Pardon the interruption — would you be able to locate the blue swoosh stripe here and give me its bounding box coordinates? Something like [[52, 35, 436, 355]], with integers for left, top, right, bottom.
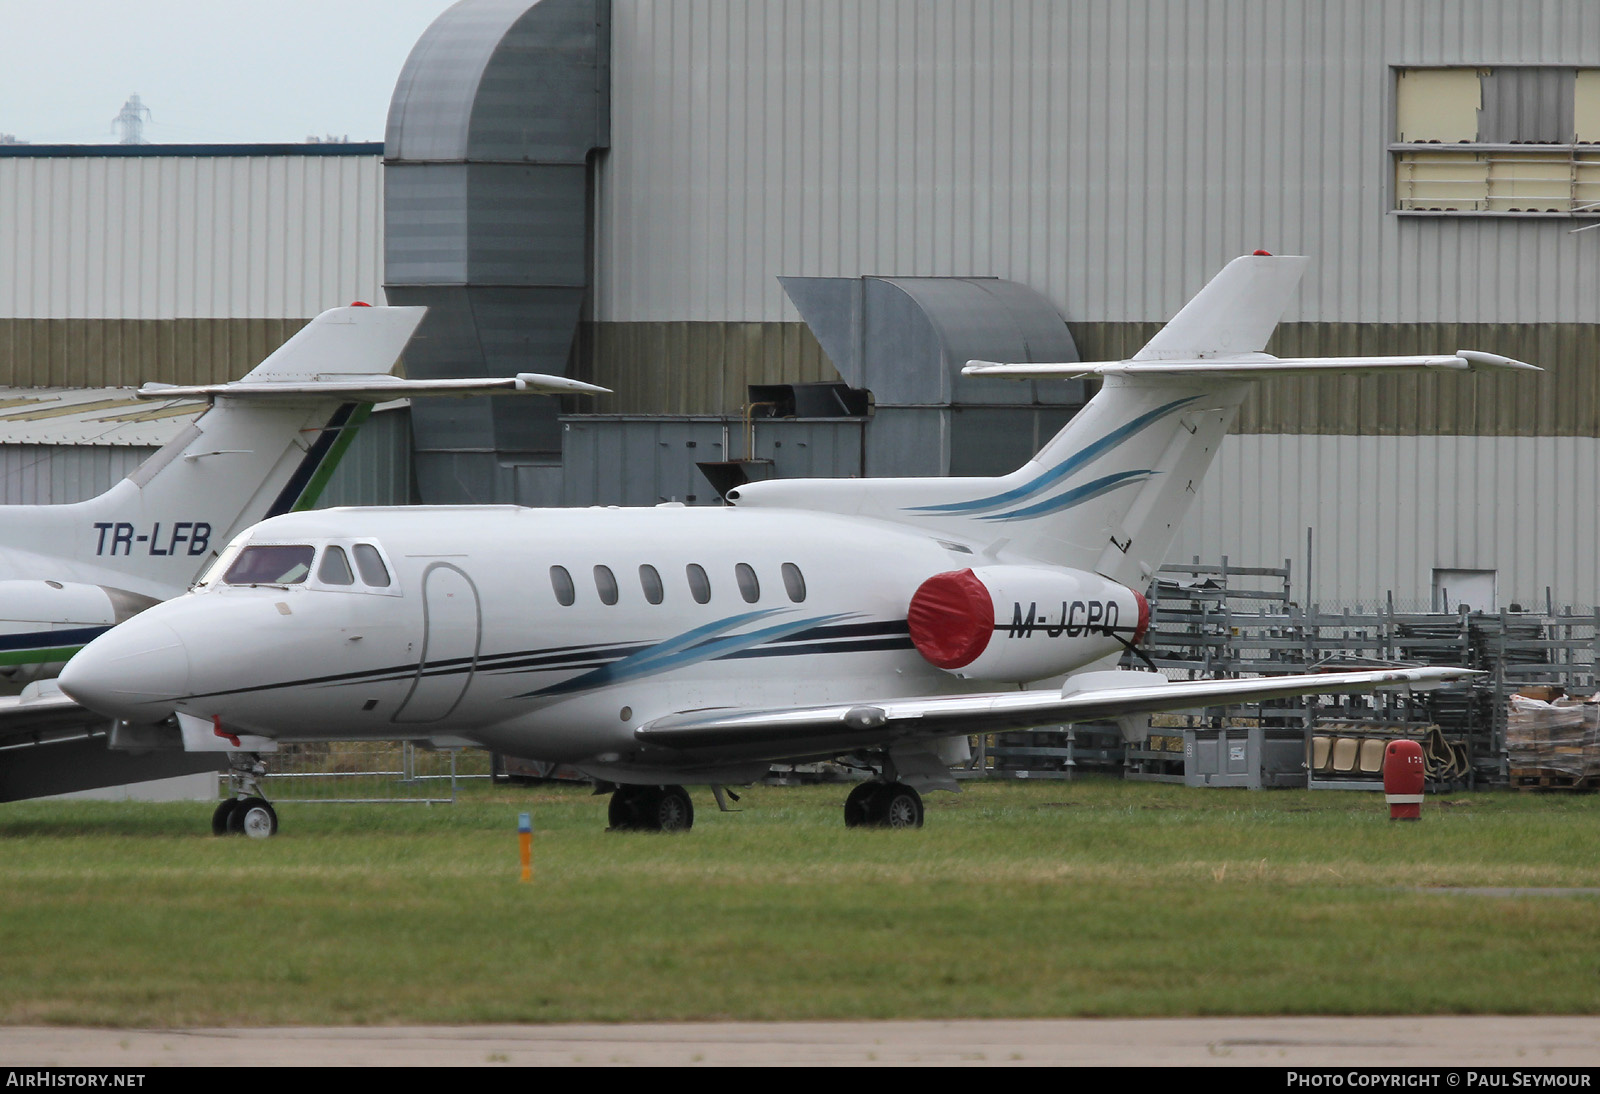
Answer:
[[977, 469, 1155, 522], [522, 611, 852, 698], [905, 395, 1199, 514], [599, 609, 779, 675]]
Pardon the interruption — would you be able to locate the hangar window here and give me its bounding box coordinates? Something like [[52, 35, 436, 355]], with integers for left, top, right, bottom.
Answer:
[[782, 563, 807, 603], [353, 544, 391, 588], [550, 565, 576, 606], [317, 546, 355, 586], [223, 545, 315, 586], [1392, 66, 1600, 216], [686, 563, 711, 604], [639, 564, 664, 605], [594, 565, 619, 606], [735, 563, 760, 603]]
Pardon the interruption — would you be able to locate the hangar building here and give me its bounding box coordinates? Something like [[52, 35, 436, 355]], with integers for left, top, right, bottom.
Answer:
[[5, 0, 1600, 613]]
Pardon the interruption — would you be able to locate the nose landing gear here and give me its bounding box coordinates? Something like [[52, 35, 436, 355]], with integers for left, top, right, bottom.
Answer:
[[212, 753, 279, 838]]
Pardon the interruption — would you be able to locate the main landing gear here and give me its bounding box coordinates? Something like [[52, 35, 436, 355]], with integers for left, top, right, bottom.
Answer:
[[607, 784, 695, 832], [212, 753, 278, 839], [842, 780, 925, 829]]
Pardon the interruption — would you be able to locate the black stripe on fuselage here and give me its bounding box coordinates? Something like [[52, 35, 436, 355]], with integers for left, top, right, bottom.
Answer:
[[177, 619, 915, 703]]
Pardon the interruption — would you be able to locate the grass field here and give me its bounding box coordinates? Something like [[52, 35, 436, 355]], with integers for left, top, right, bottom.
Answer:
[[1, 777, 1598, 1027]]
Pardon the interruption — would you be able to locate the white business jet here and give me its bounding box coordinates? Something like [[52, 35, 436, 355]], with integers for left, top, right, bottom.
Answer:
[[0, 303, 603, 801], [59, 255, 1526, 835]]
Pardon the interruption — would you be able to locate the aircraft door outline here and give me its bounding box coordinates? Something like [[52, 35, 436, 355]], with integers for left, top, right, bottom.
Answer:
[[392, 562, 482, 723]]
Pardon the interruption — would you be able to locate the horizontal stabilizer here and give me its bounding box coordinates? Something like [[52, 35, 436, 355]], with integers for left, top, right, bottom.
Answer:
[[138, 372, 610, 402], [964, 351, 1541, 381]]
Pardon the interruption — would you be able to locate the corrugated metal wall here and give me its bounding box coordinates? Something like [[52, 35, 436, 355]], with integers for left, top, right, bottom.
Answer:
[[1172, 434, 1600, 611], [597, 0, 1600, 326], [586, 0, 1600, 608], [0, 147, 385, 387]]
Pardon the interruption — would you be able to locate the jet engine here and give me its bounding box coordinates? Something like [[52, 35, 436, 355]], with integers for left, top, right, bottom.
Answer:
[[906, 566, 1148, 682], [0, 580, 161, 684]]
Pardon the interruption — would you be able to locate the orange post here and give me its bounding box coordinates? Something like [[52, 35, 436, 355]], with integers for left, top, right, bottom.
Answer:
[[518, 812, 533, 881]]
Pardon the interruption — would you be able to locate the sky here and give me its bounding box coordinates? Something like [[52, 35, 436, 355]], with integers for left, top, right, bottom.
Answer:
[[1, 1, 462, 145]]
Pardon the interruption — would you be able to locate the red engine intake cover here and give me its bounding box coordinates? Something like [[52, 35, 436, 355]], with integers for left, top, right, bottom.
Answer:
[[907, 569, 993, 669]]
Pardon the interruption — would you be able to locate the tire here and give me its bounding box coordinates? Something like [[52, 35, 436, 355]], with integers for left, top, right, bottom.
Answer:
[[211, 799, 241, 836], [879, 784, 924, 829], [227, 797, 278, 839], [843, 782, 883, 828], [608, 787, 642, 831], [651, 786, 693, 832]]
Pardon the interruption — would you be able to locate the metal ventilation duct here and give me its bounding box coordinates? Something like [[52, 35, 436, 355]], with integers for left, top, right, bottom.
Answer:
[[385, 0, 610, 503], [779, 275, 1084, 476]]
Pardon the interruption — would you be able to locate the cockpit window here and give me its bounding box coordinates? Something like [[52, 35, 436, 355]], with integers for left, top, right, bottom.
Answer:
[[318, 545, 355, 586], [352, 544, 391, 588], [223, 545, 315, 585]]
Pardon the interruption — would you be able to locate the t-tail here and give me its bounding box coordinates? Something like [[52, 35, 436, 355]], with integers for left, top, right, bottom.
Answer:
[[731, 254, 1537, 586]]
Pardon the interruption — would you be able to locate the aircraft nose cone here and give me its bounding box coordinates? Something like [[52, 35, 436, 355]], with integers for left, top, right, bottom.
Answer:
[[59, 618, 191, 720]]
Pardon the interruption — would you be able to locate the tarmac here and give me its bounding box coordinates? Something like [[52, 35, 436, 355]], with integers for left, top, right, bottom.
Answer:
[[2, 1017, 1598, 1067]]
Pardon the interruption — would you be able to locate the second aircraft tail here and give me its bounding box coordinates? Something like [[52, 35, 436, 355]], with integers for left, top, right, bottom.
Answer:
[[731, 254, 1537, 586]]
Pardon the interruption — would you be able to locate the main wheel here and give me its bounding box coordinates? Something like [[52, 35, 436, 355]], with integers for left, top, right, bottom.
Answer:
[[610, 786, 695, 832], [843, 782, 883, 828], [227, 796, 278, 839], [608, 787, 644, 830], [211, 799, 241, 836], [878, 783, 924, 829], [649, 785, 694, 832]]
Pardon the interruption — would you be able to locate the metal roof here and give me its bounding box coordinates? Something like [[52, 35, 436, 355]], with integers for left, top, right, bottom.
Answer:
[[0, 143, 384, 159], [0, 388, 413, 446], [0, 387, 204, 445]]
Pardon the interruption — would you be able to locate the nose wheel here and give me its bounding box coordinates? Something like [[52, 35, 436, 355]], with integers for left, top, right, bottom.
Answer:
[[213, 753, 279, 838]]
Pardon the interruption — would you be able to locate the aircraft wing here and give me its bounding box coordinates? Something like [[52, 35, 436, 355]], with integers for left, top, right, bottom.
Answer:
[[0, 681, 99, 739], [136, 373, 609, 401], [633, 666, 1478, 763], [0, 683, 225, 802]]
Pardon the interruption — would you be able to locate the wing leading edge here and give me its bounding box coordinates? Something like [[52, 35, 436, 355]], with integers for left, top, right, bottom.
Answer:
[[633, 667, 1480, 764]]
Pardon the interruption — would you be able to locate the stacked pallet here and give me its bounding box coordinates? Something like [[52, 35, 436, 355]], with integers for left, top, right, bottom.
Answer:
[[1506, 690, 1600, 789]]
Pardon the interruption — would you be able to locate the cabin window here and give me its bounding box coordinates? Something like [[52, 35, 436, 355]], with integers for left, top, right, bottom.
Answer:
[[639, 564, 664, 605], [686, 563, 711, 604], [782, 562, 807, 603], [550, 565, 576, 606], [594, 565, 619, 605], [735, 563, 760, 603], [222, 545, 315, 586], [352, 544, 391, 588], [317, 545, 355, 586]]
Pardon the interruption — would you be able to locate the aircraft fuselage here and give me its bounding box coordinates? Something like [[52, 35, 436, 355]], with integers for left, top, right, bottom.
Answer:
[[61, 504, 1140, 776]]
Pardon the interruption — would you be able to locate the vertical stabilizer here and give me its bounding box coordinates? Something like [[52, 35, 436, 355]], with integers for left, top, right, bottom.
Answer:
[[1133, 254, 1309, 360]]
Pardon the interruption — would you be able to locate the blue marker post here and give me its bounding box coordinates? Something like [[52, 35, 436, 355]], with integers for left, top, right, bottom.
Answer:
[[518, 812, 533, 882]]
